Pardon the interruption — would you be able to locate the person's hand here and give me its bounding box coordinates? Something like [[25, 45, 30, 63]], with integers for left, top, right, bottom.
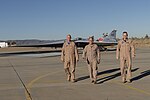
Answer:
[[116, 57, 119, 60], [61, 57, 64, 62], [132, 55, 136, 59], [97, 60, 100, 64], [76, 59, 79, 62]]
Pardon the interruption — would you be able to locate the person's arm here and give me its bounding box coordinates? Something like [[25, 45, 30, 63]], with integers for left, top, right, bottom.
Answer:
[[97, 46, 101, 64], [116, 41, 121, 60], [82, 46, 87, 59], [131, 40, 136, 58], [61, 43, 65, 62], [75, 44, 79, 62]]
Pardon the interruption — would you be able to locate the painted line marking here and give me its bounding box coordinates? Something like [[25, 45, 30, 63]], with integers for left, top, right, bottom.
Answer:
[[26, 68, 150, 99], [113, 81, 150, 96]]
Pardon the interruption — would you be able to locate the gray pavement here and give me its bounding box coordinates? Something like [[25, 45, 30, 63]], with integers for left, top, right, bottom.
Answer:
[[0, 48, 150, 100]]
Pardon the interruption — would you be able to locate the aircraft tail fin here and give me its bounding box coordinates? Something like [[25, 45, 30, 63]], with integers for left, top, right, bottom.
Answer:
[[109, 30, 117, 38]]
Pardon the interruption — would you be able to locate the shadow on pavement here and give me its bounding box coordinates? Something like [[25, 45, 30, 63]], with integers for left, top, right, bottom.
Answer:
[[77, 68, 120, 82], [131, 69, 150, 82], [97, 68, 139, 84]]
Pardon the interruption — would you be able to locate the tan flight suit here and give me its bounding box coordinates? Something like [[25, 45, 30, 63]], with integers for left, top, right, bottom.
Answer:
[[83, 44, 100, 82], [116, 39, 135, 82], [61, 41, 79, 82]]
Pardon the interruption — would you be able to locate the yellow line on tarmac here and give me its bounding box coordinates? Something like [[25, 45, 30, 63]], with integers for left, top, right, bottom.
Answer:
[[113, 81, 150, 96], [25, 67, 87, 99], [97, 72, 150, 96], [96, 70, 150, 96], [26, 70, 63, 100], [27, 70, 63, 88], [25, 67, 150, 99], [27, 67, 85, 89], [101, 72, 150, 96]]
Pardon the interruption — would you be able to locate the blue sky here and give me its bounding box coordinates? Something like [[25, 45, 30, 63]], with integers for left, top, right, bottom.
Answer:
[[0, 0, 150, 40]]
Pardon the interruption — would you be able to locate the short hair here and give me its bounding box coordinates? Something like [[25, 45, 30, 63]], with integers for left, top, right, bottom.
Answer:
[[67, 34, 71, 38], [123, 31, 128, 36], [88, 36, 94, 41]]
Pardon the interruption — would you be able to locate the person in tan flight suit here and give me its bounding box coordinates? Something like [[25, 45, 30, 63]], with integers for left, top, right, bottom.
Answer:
[[116, 31, 135, 83], [83, 36, 101, 84], [61, 34, 79, 83]]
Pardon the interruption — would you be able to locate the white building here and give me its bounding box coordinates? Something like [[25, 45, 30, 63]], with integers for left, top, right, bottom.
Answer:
[[0, 42, 8, 48]]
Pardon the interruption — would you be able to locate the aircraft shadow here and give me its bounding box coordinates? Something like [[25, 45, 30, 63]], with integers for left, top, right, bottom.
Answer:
[[40, 55, 60, 58], [131, 69, 150, 82], [97, 68, 139, 84], [0, 50, 61, 57], [77, 68, 120, 82]]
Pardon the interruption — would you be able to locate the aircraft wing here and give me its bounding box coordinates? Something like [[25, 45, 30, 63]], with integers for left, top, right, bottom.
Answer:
[[13, 40, 117, 48], [75, 40, 118, 47], [13, 41, 64, 48], [94, 41, 118, 46]]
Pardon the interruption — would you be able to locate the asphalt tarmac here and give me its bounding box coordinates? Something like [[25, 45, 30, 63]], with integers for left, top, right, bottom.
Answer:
[[0, 48, 149, 100]]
